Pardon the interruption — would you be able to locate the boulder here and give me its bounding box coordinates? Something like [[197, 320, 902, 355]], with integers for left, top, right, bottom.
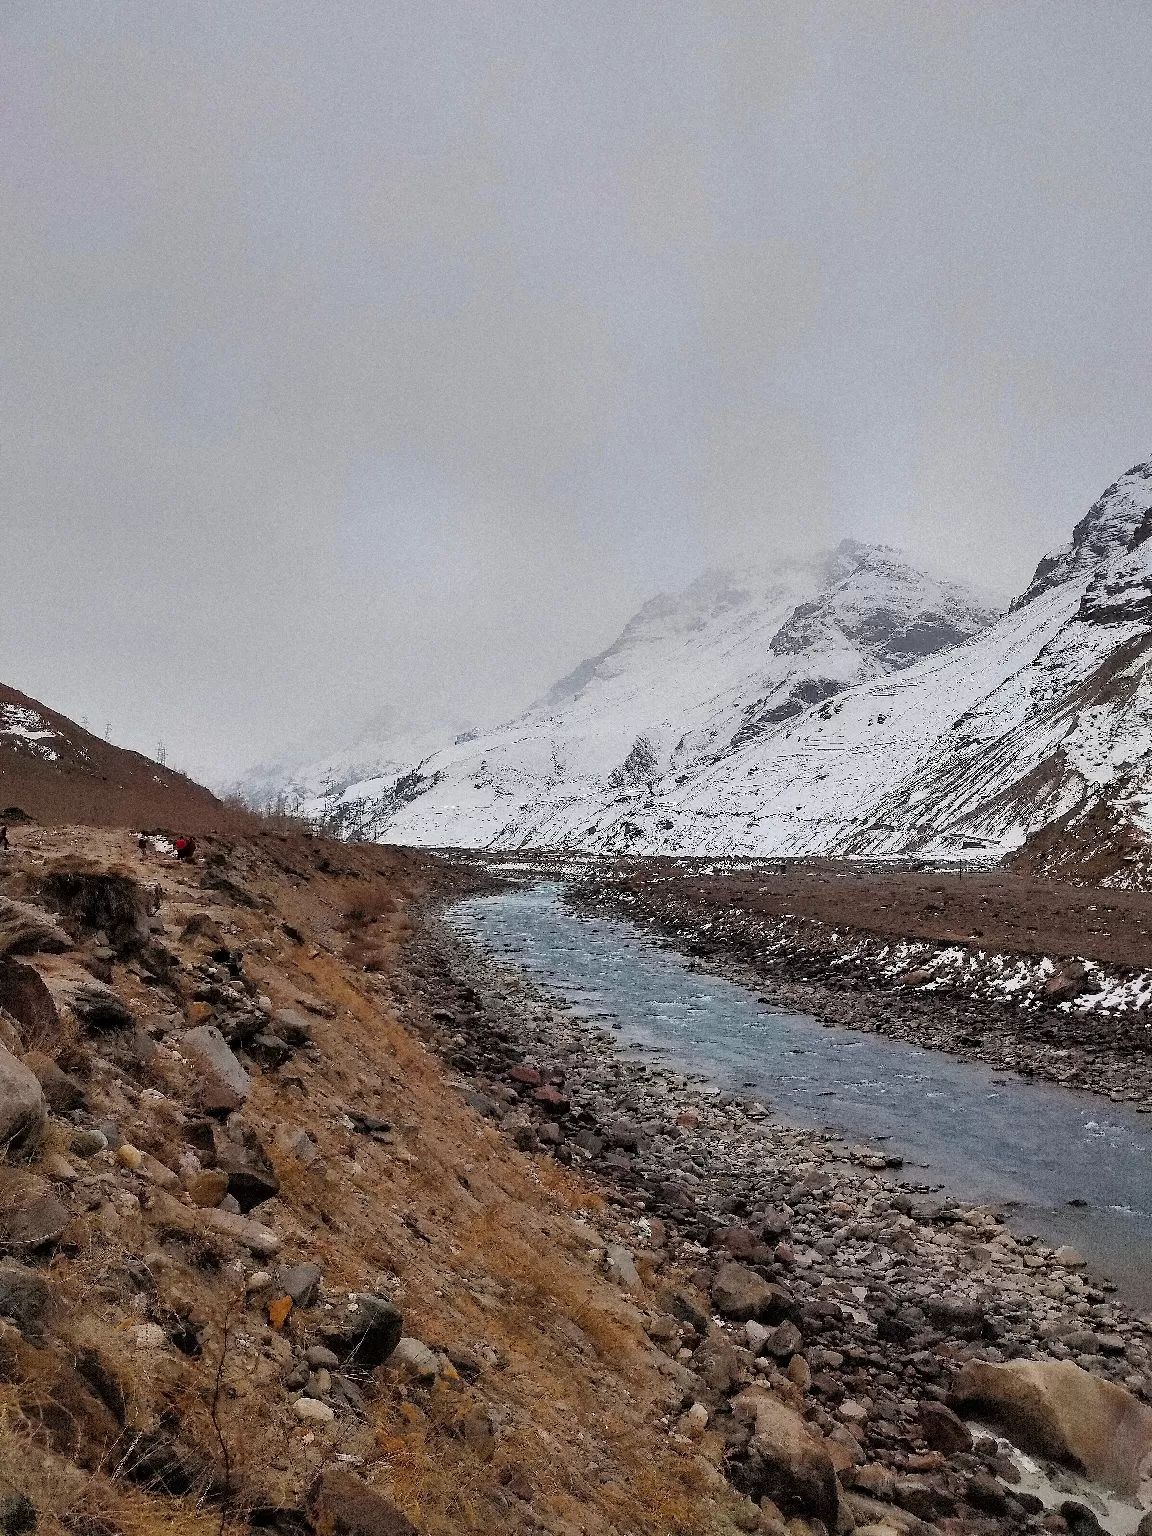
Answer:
[[950, 1358, 1152, 1493], [658, 1285, 710, 1334], [66, 983, 135, 1032], [179, 1024, 250, 1112], [605, 1244, 642, 1293], [0, 1264, 53, 1336], [279, 1263, 324, 1307], [764, 1319, 803, 1361], [145, 1188, 278, 1256], [926, 1295, 986, 1340], [843, 1490, 930, 1535], [0, 1044, 45, 1150], [0, 959, 59, 1046], [322, 1294, 403, 1369], [202, 1206, 279, 1257], [187, 1169, 229, 1207], [212, 1115, 279, 1209], [249, 1033, 294, 1069], [712, 1262, 792, 1323], [693, 1326, 745, 1396], [388, 1337, 439, 1380], [273, 1008, 314, 1046], [307, 1469, 418, 1536], [0, 899, 71, 957], [20, 1050, 85, 1112], [917, 1399, 972, 1455], [717, 1225, 760, 1261], [731, 1386, 839, 1523]]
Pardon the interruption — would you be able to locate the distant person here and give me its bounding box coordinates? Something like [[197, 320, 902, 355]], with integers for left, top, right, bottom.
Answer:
[[174, 835, 196, 861], [0, 826, 8, 851]]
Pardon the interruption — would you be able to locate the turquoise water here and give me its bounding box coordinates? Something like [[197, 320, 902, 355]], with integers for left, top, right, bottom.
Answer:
[[450, 883, 1152, 1308]]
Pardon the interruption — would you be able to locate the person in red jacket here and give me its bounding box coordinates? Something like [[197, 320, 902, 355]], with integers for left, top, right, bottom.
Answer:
[[174, 835, 197, 861]]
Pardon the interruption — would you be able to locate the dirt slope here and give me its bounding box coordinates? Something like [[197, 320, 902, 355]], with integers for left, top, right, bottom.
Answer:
[[0, 682, 241, 832]]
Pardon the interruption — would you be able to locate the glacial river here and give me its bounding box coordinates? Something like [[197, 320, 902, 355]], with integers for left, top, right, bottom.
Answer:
[[450, 882, 1152, 1310]]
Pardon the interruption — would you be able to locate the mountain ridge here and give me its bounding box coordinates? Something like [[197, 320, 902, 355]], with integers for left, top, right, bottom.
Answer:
[[0, 681, 239, 831], [242, 455, 1152, 880]]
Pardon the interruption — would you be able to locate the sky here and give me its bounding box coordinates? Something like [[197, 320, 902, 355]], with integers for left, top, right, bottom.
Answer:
[[3, 2, 1152, 784]]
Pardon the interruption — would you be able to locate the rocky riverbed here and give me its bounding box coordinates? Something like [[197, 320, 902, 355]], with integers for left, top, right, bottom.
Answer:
[[412, 899, 1152, 1536], [559, 865, 1152, 1109]]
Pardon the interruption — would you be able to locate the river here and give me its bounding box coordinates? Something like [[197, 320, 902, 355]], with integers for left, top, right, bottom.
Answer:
[[449, 882, 1152, 1310]]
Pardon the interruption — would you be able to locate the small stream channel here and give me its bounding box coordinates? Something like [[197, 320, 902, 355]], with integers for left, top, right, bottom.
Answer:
[[450, 882, 1152, 1310]]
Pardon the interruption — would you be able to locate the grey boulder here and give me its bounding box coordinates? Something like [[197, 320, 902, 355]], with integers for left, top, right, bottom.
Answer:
[[0, 1043, 45, 1150]]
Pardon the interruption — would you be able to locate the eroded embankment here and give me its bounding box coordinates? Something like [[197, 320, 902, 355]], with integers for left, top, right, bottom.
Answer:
[[561, 862, 1152, 1108]]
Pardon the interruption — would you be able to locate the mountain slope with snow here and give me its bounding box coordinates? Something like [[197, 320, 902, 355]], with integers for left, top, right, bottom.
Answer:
[[285, 540, 1000, 844], [253, 454, 1152, 878], [0, 682, 234, 830]]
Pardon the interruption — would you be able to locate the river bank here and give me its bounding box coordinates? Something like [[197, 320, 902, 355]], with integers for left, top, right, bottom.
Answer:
[[558, 860, 1152, 1108], [408, 880, 1152, 1535]]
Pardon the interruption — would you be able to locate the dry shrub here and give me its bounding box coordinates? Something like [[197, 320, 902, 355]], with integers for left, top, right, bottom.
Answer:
[[38, 863, 144, 946], [340, 882, 401, 972], [341, 883, 398, 927]]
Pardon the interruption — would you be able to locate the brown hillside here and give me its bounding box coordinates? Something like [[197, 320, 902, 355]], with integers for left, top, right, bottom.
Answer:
[[0, 683, 244, 832]]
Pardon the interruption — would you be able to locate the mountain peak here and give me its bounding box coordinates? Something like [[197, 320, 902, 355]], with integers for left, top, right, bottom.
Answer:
[[1014, 458, 1152, 609]]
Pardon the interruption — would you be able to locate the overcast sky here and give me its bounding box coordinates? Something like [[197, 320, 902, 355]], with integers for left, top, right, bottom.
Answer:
[[3, 2, 1152, 783]]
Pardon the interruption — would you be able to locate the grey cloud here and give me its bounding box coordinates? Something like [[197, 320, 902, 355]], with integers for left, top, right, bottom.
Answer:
[[2, 1, 1151, 780]]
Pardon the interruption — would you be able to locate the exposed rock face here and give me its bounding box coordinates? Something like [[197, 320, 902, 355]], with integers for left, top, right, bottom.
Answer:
[[731, 1386, 839, 1523], [950, 1359, 1152, 1493], [1015, 460, 1152, 608], [0, 1043, 45, 1149]]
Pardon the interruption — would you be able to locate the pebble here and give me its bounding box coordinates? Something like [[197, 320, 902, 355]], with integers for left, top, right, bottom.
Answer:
[[294, 1397, 335, 1424]]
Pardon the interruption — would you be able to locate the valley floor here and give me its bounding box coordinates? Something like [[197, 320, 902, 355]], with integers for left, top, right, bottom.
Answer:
[[3, 826, 1152, 1536]]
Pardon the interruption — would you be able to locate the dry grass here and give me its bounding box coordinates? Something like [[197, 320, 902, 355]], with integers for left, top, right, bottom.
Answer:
[[0, 826, 740, 1536]]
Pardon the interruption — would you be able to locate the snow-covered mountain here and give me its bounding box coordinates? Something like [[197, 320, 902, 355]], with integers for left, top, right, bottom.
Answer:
[[248, 455, 1152, 876]]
